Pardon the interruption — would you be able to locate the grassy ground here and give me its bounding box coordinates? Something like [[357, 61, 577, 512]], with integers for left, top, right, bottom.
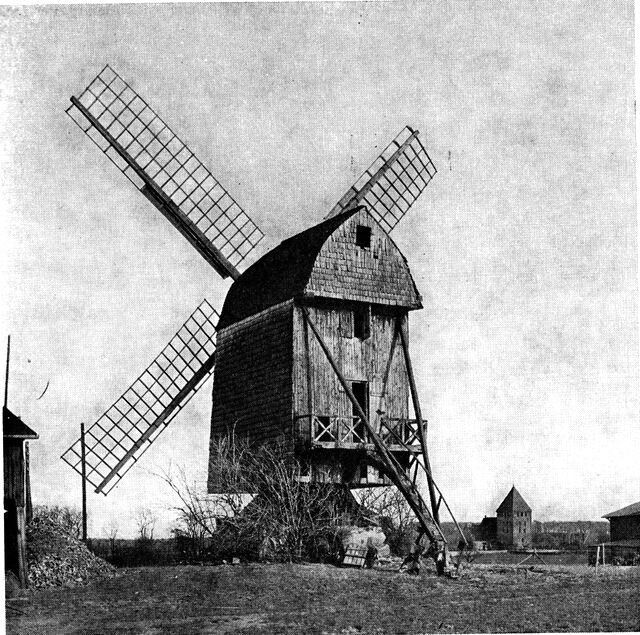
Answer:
[[7, 562, 640, 634]]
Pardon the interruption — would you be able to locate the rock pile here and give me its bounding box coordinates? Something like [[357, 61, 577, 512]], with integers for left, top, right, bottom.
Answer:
[[26, 516, 115, 588]]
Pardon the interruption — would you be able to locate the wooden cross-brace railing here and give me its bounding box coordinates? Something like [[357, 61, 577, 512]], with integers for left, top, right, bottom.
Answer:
[[301, 306, 446, 549]]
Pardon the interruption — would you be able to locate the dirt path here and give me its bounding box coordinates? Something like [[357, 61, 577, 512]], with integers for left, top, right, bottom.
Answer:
[[7, 563, 640, 634]]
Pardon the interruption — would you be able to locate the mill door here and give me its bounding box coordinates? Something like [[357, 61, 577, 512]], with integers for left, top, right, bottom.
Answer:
[[350, 381, 369, 442]]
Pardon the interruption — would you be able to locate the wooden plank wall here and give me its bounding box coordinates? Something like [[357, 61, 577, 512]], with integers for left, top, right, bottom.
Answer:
[[293, 304, 410, 430], [4, 440, 28, 586], [210, 300, 294, 447], [4, 440, 25, 505]]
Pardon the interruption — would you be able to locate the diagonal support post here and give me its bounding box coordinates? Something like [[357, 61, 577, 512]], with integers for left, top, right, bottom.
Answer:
[[301, 305, 445, 548], [397, 316, 468, 549], [397, 316, 440, 525]]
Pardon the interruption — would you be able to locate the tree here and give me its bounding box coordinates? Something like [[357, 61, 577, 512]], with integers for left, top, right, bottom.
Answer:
[[134, 507, 157, 542], [103, 519, 119, 559]]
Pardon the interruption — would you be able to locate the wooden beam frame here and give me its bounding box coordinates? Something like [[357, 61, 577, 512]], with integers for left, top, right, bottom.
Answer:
[[301, 305, 445, 547]]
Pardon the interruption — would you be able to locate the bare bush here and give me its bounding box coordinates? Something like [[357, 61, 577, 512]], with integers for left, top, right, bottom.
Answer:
[[167, 435, 351, 563], [157, 465, 220, 560]]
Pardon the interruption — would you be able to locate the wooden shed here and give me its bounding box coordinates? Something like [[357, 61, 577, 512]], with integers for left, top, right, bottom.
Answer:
[[603, 501, 640, 542], [208, 207, 424, 490], [4, 405, 38, 587]]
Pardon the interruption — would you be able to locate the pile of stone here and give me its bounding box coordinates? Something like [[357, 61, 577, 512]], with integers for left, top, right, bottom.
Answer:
[[26, 516, 115, 588]]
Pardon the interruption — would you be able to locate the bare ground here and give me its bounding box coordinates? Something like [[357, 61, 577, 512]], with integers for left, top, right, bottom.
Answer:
[[6, 562, 640, 634]]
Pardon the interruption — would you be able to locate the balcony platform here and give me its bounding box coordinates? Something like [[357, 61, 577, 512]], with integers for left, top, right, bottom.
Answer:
[[295, 414, 422, 453]]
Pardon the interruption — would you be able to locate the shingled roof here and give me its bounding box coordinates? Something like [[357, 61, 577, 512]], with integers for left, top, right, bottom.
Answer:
[[3, 406, 38, 439], [603, 501, 640, 519], [496, 486, 531, 514], [218, 207, 421, 328]]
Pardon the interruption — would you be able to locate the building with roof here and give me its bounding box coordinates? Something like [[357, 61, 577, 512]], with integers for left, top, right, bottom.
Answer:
[[603, 501, 640, 542], [4, 405, 38, 587], [208, 207, 424, 490], [588, 501, 640, 566], [496, 486, 532, 549]]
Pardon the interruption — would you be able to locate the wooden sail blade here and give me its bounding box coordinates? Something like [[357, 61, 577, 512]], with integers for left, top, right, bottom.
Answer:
[[326, 127, 437, 233], [61, 300, 219, 495], [66, 65, 264, 279]]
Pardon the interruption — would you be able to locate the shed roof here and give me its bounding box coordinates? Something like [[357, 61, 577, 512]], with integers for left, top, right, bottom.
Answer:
[[603, 501, 640, 519], [218, 207, 421, 328], [497, 486, 531, 514], [3, 406, 38, 439]]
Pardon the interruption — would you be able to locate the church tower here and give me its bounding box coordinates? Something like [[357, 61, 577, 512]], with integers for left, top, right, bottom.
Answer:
[[496, 486, 532, 548]]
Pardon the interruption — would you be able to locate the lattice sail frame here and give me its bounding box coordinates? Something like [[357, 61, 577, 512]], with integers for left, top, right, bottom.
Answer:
[[66, 65, 263, 278], [61, 300, 219, 495], [327, 126, 437, 233]]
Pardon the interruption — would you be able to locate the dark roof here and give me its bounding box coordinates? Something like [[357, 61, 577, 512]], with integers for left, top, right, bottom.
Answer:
[[603, 501, 640, 519], [3, 406, 38, 439], [496, 486, 531, 514], [218, 208, 361, 329]]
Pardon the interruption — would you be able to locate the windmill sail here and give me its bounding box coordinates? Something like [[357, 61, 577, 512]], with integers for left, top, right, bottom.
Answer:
[[326, 126, 437, 233], [66, 65, 263, 280], [61, 300, 219, 495]]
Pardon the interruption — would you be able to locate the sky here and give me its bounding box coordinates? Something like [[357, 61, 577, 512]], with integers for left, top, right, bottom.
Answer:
[[1, 1, 637, 538]]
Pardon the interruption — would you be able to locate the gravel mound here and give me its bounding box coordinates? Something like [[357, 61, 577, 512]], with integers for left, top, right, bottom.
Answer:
[[27, 516, 115, 588]]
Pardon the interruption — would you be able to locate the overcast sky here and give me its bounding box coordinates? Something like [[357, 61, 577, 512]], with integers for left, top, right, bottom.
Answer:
[[1, 1, 637, 538]]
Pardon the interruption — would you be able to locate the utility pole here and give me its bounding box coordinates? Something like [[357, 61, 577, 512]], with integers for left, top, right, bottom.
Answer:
[[4, 334, 10, 408], [80, 422, 87, 542]]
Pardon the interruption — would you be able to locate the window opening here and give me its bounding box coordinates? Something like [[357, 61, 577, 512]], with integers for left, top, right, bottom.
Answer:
[[355, 225, 372, 248], [353, 306, 370, 340]]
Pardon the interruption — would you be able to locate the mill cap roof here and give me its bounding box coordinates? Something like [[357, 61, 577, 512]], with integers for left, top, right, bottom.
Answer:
[[218, 207, 422, 328], [603, 501, 640, 519], [496, 486, 531, 514]]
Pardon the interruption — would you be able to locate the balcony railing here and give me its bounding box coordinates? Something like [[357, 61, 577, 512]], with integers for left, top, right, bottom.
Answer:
[[295, 414, 420, 451], [379, 417, 420, 448]]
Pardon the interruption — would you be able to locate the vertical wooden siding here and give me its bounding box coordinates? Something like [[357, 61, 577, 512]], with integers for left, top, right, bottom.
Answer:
[[293, 304, 410, 431], [3, 441, 25, 506]]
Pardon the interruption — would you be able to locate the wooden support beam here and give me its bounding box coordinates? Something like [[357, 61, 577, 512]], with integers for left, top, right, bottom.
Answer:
[[397, 317, 468, 549], [80, 423, 87, 542], [302, 307, 314, 424], [301, 306, 444, 547], [397, 315, 440, 526]]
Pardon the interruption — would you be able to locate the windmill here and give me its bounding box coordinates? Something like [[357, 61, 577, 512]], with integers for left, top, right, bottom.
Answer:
[[61, 65, 462, 558]]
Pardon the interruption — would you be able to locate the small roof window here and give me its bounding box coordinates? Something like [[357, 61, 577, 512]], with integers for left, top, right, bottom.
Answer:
[[355, 225, 372, 249]]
